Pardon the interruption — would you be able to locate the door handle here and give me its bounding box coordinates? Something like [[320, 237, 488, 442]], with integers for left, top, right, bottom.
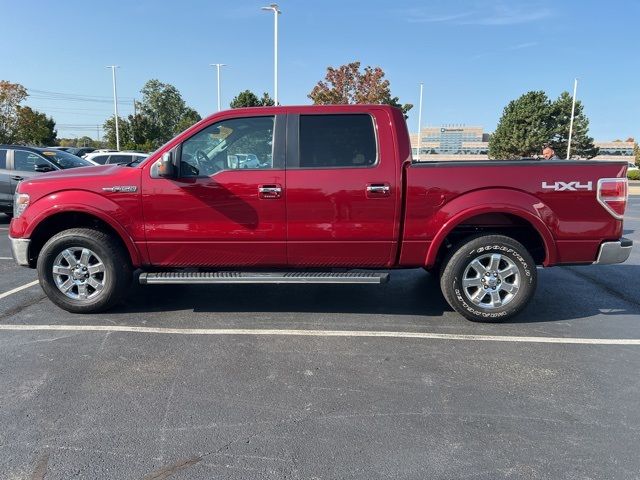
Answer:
[[258, 184, 282, 199], [11, 176, 24, 181], [366, 183, 390, 197]]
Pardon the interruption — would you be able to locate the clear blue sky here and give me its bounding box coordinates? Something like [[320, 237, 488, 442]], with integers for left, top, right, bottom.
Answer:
[[2, 0, 638, 140]]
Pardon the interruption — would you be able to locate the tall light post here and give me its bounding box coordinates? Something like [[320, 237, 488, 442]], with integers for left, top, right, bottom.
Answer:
[[567, 78, 578, 160], [261, 4, 281, 105], [106, 65, 120, 150], [417, 82, 424, 161], [210, 63, 227, 111]]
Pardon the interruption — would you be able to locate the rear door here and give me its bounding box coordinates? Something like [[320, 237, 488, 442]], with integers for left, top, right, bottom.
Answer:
[[285, 110, 400, 267]]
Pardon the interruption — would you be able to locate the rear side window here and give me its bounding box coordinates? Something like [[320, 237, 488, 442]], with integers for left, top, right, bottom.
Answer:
[[0, 150, 6, 169], [299, 114, 377, 168]]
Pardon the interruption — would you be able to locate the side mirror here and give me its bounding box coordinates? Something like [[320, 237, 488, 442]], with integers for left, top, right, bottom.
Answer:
[[34, 163, 54, 173], [157, 152, 176, 178]]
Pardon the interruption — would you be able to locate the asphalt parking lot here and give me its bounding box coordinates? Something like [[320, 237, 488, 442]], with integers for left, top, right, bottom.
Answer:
[[1, 197, 640, 480]]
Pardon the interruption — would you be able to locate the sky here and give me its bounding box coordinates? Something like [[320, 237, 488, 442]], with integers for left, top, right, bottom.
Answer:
[[2, 0, 639, 141]]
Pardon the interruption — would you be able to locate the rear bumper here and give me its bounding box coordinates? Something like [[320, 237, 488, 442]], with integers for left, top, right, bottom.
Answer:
[[593, 238, 633, 265], [9, 237, 30, 266]]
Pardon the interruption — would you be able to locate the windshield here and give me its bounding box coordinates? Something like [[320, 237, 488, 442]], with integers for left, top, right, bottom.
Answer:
[[39, 150, 94, 169]]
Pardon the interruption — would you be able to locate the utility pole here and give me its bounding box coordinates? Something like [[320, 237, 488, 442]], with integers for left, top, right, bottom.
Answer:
[[417, 82, 424, 161], [261, 4, 281, 105], [96, 125, 101, 142], [567, 78, 578, 160], [209, 64, 227, 111], [106, 65, 120, 150]]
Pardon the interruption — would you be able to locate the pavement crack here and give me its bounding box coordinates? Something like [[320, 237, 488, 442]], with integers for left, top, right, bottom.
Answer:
[[141, 455, 202, 480]]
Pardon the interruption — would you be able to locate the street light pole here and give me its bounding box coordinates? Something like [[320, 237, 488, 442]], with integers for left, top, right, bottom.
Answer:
[[209, 63, 227, 111], [261, 4, 281, 105], [567, 78, 578, 160], [417, 82, 424, 161], [106, 65, 120, 150]]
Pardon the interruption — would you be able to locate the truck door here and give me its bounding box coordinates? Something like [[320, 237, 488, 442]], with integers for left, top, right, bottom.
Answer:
[[141, 114, 287, 267], [10, 149, 55, 195], [0, 149, 12, 213], [285, 110, 400, 267]]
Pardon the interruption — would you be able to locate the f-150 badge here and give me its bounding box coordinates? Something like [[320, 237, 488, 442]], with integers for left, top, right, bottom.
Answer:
[[541, 181, 592, 191], [102, 186, 138, 193]]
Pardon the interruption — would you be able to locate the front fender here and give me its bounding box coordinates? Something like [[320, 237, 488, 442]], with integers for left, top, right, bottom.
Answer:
[[425, 188, 558, 267], [10, 190, 143, 266]]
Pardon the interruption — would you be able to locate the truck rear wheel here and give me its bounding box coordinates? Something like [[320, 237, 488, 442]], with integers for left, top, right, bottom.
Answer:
[[440, 234, 537, 322], [37, 228, 132, 313]]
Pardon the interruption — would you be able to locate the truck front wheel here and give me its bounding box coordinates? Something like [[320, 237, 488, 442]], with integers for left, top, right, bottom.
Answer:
[[37, 228, 132, 313], [440, 234, 537, 322]]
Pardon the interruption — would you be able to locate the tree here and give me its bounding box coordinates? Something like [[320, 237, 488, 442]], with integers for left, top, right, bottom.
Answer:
[[488, 91, 553, 159], [0, 81, 28, 143], [14, 106, 57, 145], [102, 116, 132, 149], [634, 143, 640, 166], [548, 92, 598, 159], [137, 79, 202, 146], [103, 80, 201, 150], [229, 90, 275, 108], [489, 90, 598, 159], [308, 62, 412, 117]]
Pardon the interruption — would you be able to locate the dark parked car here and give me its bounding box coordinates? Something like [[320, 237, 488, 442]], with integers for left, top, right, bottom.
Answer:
[[66, 147, 96, 157], [0, 145, 94, 216]]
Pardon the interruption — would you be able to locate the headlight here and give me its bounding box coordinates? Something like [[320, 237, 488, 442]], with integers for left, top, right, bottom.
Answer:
[[13, 193, 30, 218]]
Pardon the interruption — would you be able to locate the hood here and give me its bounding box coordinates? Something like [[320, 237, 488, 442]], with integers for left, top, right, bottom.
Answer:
[[26, 164, 125, 183]]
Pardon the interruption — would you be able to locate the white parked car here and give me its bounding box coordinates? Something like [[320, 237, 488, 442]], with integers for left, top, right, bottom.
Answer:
[[84, 151, 149, 166], [629, 162, 639, 172]]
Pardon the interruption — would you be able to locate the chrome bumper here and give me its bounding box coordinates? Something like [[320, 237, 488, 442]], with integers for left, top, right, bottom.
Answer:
[[9, 237, 31, 266], [594, 238, 633, 265]]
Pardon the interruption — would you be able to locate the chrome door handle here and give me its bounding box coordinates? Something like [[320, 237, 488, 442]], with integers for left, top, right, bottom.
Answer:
[[258, 186, 282, 194], [366, 184, 390, 194], [258, 185, 282, 199]]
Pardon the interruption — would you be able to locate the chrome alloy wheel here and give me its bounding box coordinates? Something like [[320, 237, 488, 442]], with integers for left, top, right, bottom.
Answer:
[[461, 253, 520, 309], [52, 247, 106, 300]]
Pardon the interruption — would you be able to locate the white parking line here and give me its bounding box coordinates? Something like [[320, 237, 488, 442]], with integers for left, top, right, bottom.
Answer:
[[0, 280, 40, 300], [0, 324, 638, 345], [0, 257, 13, 260]]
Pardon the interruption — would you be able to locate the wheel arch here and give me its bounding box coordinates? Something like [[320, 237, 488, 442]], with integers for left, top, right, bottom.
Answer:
[[425, 194, 557, 269], [27, 209, 141, 268]]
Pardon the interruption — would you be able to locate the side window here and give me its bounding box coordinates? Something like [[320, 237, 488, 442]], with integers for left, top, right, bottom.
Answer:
[[180, 116, 275, 177], [109, 154, 131, 164], [0, 150, 6, 169], [298, 114, 377, 168], [14, 151, 47, 172], [92, 155, 109, 165]]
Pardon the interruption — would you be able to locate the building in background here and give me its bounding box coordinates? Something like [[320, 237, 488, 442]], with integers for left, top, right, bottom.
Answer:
[[411, 125, 635, 163]]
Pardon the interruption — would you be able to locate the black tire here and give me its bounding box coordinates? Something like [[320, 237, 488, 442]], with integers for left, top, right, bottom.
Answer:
[[37, 228, 132, 313], [440, 234, 537, 322]]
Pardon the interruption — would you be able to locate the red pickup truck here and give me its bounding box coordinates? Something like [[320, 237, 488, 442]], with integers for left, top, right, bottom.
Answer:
[[8, 105, 632, 321]]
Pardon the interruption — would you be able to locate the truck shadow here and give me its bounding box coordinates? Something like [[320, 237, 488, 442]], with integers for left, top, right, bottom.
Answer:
[[112, 266, 640, 323]]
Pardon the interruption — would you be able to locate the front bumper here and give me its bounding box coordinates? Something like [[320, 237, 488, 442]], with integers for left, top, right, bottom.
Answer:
[[9, 237, 31, 266], [593, 238, 633, 265]]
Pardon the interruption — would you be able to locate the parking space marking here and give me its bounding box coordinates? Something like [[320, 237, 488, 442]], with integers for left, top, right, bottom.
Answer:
[[0, 324, 639, 345], [0, 280, 40, 300], [0, 257, 12, 260]]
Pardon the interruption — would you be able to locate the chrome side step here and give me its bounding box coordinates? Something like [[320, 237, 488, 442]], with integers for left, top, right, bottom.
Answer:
[[139, 271, 389, 285]]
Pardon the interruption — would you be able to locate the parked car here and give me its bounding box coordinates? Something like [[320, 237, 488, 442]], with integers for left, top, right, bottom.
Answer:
[[66, 147, 96, 158], [84, 151, 149, 166], [0, 145, 94, 216], [628, 162, 638, 172], [8, 105, 632, 321]]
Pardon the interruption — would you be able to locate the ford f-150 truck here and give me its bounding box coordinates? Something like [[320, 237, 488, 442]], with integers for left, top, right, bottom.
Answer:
[[8, 105, 632, 321]]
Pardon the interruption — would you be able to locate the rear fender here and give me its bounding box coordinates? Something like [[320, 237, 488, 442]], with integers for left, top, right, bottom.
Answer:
[[426, 188, 558, 267]]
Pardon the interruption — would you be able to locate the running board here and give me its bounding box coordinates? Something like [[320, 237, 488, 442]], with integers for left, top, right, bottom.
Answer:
[[139, 271, 389, 285]]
